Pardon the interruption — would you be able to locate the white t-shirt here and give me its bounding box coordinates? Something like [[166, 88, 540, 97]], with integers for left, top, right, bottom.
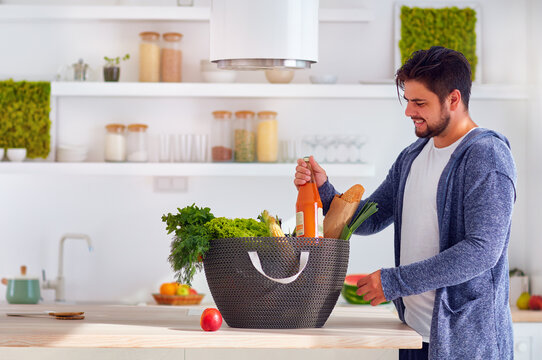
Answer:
[[400, 131, 472, 342]]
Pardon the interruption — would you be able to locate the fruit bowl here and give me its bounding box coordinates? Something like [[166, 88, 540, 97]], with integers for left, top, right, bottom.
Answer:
[[152, 293, 204, 305]]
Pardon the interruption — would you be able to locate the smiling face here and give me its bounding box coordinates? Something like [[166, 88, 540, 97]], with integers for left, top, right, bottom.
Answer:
[[403, 80, 451, 139]]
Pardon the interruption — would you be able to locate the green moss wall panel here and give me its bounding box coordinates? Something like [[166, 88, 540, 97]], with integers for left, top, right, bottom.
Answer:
[[399, 6, 478, 81], [0, 80, 51, 158]]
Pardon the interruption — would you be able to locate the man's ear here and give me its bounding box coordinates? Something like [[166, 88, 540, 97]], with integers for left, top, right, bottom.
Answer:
[[449, 89, 462, 111]]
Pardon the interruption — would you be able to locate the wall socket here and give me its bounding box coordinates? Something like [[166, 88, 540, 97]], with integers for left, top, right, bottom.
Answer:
[[153, 177, 188, 192]]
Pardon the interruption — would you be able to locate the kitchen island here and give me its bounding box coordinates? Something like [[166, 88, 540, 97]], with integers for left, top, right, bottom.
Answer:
[[0, 303, 421, 360], [0, 303, 421, 349]]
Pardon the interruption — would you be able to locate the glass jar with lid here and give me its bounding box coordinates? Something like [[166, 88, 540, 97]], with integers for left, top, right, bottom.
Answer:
[[161, 32, 183, 82], [256, 111, 278, 162], [211, 111, 233, 162], [139, 31, 160, 82], [233, 110, 256, 162], [104, 124, 126, 162], [126, 124, 149, 162]]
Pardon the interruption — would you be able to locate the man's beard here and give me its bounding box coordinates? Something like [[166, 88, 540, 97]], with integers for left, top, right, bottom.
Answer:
[[415, 108, 451, 138]]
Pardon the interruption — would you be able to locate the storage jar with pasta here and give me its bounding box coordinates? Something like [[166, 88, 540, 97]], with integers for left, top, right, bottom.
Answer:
[[139, 31, 160, 82], [161, 32, 183, 82], [256, 111, 278, 162], [234, 110, 256, 162]]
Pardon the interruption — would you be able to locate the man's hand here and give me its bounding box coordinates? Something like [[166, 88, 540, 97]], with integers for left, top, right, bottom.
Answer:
[[356, 270, 387, 306], [293, 155, 327, 190]]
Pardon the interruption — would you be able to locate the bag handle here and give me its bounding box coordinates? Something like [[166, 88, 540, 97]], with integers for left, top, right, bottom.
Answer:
[[247, 251, 309, 284]]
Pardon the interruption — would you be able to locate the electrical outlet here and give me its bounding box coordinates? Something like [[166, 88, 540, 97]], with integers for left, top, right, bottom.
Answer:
[[153, 177, 188, 192]]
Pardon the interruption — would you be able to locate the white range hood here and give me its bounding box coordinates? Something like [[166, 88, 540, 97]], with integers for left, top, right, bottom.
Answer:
[[210, 0, 319, 70]]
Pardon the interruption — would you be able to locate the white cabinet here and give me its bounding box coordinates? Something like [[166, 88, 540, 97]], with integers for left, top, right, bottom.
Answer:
[[514, 323, 542, 360]]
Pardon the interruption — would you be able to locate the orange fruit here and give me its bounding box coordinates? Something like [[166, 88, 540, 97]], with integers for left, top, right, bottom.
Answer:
[[159, 282, 177, 295]]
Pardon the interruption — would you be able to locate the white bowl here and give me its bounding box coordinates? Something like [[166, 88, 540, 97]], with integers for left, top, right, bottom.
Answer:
[[201, 71, 237, 83], [56, 145, 88, 162], [265, 69, 294, 84], [6, 148, 27, 162], [310, 75, 338, 84]]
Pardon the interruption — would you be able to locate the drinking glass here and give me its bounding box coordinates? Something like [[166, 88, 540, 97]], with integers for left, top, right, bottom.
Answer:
[[314, 135, 327, 161], [304, 135, 322, 159], [159, 133, 170, 162], [278, 140, 288, 163], [179, 134, 192, 162], [286, 139, 298, 163], [353, 136, 367, 163], [192, 134, 209, 162], [335, 135, 350, 163]]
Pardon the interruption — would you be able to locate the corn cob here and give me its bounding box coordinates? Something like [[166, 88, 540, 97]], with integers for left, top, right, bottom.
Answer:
[[268, 216, 285, 237], [258, 210, 285, 237]]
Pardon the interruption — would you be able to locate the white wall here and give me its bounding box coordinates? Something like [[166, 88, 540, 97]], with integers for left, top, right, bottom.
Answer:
[[0, 0, 534, 303]]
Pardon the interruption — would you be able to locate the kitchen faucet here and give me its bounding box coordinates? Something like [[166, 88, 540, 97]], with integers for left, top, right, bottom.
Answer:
[[42, 233, 93, 302]]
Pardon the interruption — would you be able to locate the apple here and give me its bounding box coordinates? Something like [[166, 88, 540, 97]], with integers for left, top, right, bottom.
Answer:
[[176, 284, 190, 296], [200, 308, 222, 331], [529, 295, 542, 310], [189, 288, 198, 295]]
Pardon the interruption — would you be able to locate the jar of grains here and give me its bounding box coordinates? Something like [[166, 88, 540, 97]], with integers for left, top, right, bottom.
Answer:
[[211, 111, 233, 162], [161, 32, 183, 82], [139, 31, 160, 82], [256, 111, 278, 162], [233, 110, 256, 162], [104, 123, 126, 162], [126, 123, 149, 162]]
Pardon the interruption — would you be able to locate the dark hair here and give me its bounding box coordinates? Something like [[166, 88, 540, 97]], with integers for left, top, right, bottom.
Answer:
[[395, 46, 472, 109]]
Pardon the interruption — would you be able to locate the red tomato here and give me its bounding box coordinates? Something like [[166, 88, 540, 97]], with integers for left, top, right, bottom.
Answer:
[[200, 308, 222, 331]]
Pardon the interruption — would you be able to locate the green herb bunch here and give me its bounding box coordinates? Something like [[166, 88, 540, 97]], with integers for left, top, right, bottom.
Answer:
[[205, 217, 270, 239], [162, 204, 215, 285], [163, 204, 275, 285]]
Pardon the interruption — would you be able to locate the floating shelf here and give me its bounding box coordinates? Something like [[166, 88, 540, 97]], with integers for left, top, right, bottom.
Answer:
[[50, 82, 530, 100], [0, 162, 376, 177], [0, 5, 374, 23]]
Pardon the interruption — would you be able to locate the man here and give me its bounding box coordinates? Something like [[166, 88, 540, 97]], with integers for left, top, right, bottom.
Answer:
[[294, 46, 516, 359]]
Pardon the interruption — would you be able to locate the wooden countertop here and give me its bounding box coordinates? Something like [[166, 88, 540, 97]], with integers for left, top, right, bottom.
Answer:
[[0, 304, 421, 349], [510, 306, 542, 322]]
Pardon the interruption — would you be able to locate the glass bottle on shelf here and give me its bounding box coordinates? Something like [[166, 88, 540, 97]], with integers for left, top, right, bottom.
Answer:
[[256, 111, 278, 162], [295, 156, 324, 238], [126, 124, 149, 162], [211, 110, 233, 162], [104, 124, 126, 162], [161, 32, 183, 82], [233, 110, 256, 162], [139, 31, 160, 82]]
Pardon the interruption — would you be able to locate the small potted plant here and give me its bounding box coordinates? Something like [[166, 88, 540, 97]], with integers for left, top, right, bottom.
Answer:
[[103, 54, 130, 82]]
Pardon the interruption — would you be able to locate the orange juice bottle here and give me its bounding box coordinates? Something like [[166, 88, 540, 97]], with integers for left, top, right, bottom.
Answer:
[[296, 156, 324, 238]]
